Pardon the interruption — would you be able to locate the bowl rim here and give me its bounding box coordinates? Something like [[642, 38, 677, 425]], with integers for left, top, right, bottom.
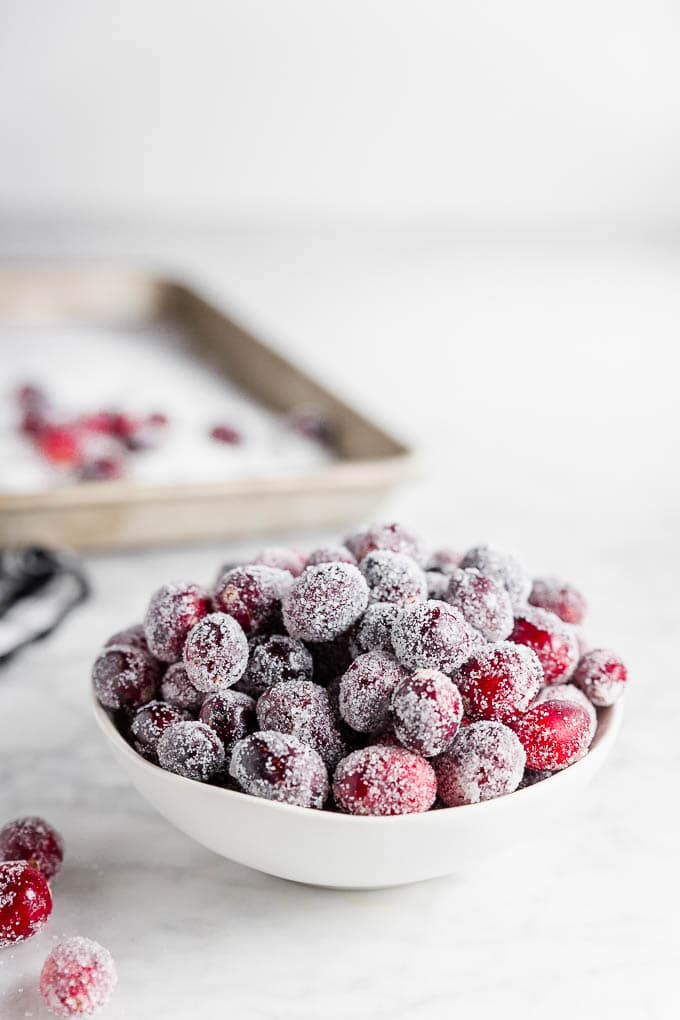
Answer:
[[93, 694, 623, 826]]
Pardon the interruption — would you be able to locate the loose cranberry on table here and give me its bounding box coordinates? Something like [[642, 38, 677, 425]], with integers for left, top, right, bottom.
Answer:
[[435, 721, 526, 806], [230, 731, 329, 808], [333, 746, 437, 816], [143, 581, 211, 663], [282, 562, 369, 642], [446, 567, 514, 642], [359, 549, 427, 606], [0, 816, 64, 881], [183, 612, 249, 692], [460, 544, 531, 610], [40, 936, 117, 1018], [213, 565, 291, 635], [529, 577, 587, 625], [391, 669, 463, 757], [511, 700, 593, 771], [199, 690, 256, 754], [338, 650, 407, 733], [36, 425, 83, 466], [240, 634, 314, 696], [256, 680, 346, 768], [0, 861, 52, 947], [455, 642, 543, 724], [510, 606, 579, 685], [573, 648, 627, 706], [391, 600, 474, 674], [92, 644, 160, 711], [157, 721, 225, 782]]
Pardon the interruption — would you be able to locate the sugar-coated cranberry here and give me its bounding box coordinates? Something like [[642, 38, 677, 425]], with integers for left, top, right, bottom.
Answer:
[[40, 936, 117, 1018], [249, 546, 306, 576], [257, 680, 346, 767], [0, 861, 52, 947], [510, 606, 579, 684], [230, 731, 329, 808], [573, 648, 627, 707], [435, 721, 526, 806], [351, 602, 399, 655], [36, 425, 82, 466], [199, 690, 256, 754], [183, 612, 249, 692], [157, 721, 225, 781], [160, 662, 205, 712], [131, 700, 189, 756], [282, 562, 369, 642], [533, 683, 597, 740], [359, 550, 427, 606], [306, 545, 357, 567], [426, 548, 463, 574], [241, 634, 313, 696], [455, 642, 543, 724], [391, 600, 474, 674], [143, 582, 211, 663], [460, 545, 530, 610], [78, 456, 125, 481], [333, 746, 437, 816], [345, 522, 423, 565], [0, 817, 64, 881], [213, 565, 291, 635], [339, 651, 407, 733], [391, 669, 463, 756], [511, 701, 593, 771], [529, 577, 587, 625], [446, 568, 514, 641], [425, 571, 450, 600], [210, 424, 242, 445], [104, 623, 148, 652], [92, 644, 160, 710]]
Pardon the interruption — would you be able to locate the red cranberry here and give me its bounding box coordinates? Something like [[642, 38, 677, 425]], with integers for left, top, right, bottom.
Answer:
[[157, 721, 225, 781], [199, 690, 256, 754], [345, 522, 423, 565], [148, 412, 168, 427], [241, 635, 313, 696], [460, 545, 530, 609], [143, 582, 211, 663], [130, 700, 189, 756], [40, 936, 117, 1017], [455, 642, 543, 724], [0, 861, 52, 947], [359, 550, 427, 606], [446, 568, 514, 641], [160, 662, 205, 712], [511, 701, 593, 770], [533, 683, 597, 739], [529, 577, 587, 625], [17, 383, 47, 411], [333, 746, 437, 816], [36, 425, 82, 466], [425, 571, 450, 600], [78, 455, 125, 481], [210, 424, 242, 445], [435, 721, 526, 805], [306, 545, 357, 567], [282, 562, 369, 642], [230, 731, 329, 808], [104, 623, 148, 651], [92, 644, 160, 710], [391, 669, 463, 756], [351, 602, 399, 655], [339, 651, 407, 733], [257, 680, 346, 767], [0, 817, 64, 881], [249, 547, 306, 576], [510, 606, 579, 684], [183, 613, 249, 692], [427, 548, 463, 574], [573, 648, 627, 707], [17, 384, 49, 436], [391, 600, 474, 674], [213, 565, 291, 635]]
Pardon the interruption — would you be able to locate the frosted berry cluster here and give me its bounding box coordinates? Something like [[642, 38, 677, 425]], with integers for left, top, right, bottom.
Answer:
[[95, 525, 628, 816]]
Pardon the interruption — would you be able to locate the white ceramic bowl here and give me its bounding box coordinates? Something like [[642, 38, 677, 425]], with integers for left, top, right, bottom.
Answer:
[[94, 698, 622, 889]]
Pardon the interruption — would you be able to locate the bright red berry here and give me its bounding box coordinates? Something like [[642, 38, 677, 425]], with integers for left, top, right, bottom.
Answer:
[[509, 606, 579, 684], [333, 746, 437, 816], [511, 701, 593, 770], [0, 861, 52, 946], [573, 649, 627, 706], [455, 642, 543, 724], [0, 816, 64, 881]]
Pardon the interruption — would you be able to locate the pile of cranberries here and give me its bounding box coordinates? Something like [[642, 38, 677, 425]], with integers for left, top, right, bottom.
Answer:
[[94, 524, 628, 816], [0, 816, 116, 1016]]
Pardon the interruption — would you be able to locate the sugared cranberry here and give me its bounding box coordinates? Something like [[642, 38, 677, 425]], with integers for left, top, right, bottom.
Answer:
[[0, 861, 52, 947], [241, 634, 313, 696], [143, 582, 211, 663], [160, 662, 205, 712], [282, 562, 369, 642], [351, 602, 399, 655], [426, 548, 463, 574], [446, 568, 513, 641], [257, 680, 346, 767], [40, 936, 117, 1017], [199, 690, 256, 754], [0, 817, 64, 881], [92, 644, 160, 710], [573, 648, 627, 707], [435, 721, 526, 805], [460, 545, 530, 610], [345, 522, 423, 565], [391, 669, 463, 756], [230, 731, 329, 808], [333, 746, 437, 816], [510, 606, 579, 684], [104, 623, 148, 651], [210, 424, 242, 445], [511, 701, 593, 771], [455, 642, 543, 724], [359, 550, 427, 606], [36, 425, 82, 466], [391, 600, 474, 674], [249, 547, 306, 576], [529, 577, 587, 625], [157, 720, 225, 781], [78, 456, 125, 481], [213, 565, 291, 635], [425, 571, 450, 600], [306, 545, 357, 567], [130, 700, 189, 756], [183, 613, 249, 692], [339, 651, 407, 733], [533, 683, 597, 740]]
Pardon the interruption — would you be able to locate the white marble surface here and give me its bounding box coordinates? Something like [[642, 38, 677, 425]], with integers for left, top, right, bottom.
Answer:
[[1, 229, 678, 1018]]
